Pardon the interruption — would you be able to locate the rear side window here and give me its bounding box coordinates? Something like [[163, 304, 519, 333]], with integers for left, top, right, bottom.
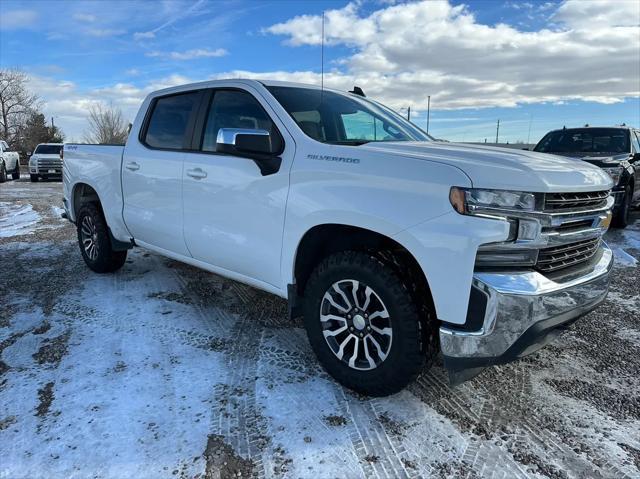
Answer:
[[201, 90, 279, 152], [144, 92, 200, 149]]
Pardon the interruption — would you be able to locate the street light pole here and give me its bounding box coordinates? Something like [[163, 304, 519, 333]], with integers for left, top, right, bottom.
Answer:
[[495, 119, 500, 144]]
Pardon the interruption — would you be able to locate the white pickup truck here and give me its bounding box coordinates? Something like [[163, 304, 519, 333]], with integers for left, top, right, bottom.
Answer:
[[0, 139, 20, 182], [63, 80, 615, 395]]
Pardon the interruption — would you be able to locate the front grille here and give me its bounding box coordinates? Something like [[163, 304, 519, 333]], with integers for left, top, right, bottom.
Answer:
[[544, 190, 609, 212], [536, 237, 601, 273], [37, 159, 62, 169]]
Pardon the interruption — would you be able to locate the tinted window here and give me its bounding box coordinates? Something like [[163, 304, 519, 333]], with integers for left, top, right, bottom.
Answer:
[[145, 92, 199, 149], [267, 86, 429, 145], [201, 90, 277, 152], [633, 131, 640, 152], [534, 128, 630, 154], [34, 144, 62, 154]]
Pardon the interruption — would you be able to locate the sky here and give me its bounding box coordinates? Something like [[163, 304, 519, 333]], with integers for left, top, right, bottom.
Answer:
[[0, 0, 639, 143]]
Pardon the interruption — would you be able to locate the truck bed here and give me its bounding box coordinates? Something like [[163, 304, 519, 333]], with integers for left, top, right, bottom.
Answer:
[[63, 144, 130, 241]]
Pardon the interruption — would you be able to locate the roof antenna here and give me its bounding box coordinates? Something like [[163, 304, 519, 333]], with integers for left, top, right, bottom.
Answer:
[[320, 11, 325, 96]]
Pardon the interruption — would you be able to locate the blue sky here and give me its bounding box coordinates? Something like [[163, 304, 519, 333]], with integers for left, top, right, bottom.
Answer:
[[1, 0, 638, 142]]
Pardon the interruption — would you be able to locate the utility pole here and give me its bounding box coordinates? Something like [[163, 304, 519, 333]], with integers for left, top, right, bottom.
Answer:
[[495, 119, 500, 144], [407, 106, 411, 121], [426, 95, 431, 134], [51, 117, 55, 129]]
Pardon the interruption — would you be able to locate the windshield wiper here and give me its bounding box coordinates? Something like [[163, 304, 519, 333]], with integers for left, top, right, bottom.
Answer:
[[327, 140, 371, 146]]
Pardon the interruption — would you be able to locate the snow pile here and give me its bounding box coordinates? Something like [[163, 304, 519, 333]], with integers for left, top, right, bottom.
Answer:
[[0, 202, 42, 238]]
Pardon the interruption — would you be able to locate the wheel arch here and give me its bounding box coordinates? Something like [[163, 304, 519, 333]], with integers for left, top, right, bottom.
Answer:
[[289, 223, 436, 322]]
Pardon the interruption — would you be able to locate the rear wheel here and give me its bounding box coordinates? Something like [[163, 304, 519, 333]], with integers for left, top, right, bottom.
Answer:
[[303, 251, 434, 396], [612, 184, 632, 228], [76, 202, 127, 273], [30, 174, 38, 182]]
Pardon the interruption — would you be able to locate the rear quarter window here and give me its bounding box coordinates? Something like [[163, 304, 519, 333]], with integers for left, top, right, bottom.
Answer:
[[144, 92, 200, 150]]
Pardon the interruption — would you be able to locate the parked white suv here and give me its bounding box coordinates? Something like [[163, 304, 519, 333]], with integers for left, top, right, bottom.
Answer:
[[0, 140, 20, 182], [63, 80, 614, 395], [29, 143, 63, 181]]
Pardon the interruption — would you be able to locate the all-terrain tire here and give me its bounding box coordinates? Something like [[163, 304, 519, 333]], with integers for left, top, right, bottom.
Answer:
[[76, 202, 127, 273], [30, 174, 38, 182], [11, 163, 20, 180], [303, 250, 433, 396], [612, 184, 632, 229]]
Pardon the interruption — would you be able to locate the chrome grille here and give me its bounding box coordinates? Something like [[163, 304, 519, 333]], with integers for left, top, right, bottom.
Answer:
[[37, 158, 62, 169], [536, 237, 601, 273], [544, 190, 609, 212]]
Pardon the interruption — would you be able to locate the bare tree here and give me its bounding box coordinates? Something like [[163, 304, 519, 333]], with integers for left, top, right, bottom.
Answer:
[[83, 103, 129, 144], [0, 69, 40, 144]]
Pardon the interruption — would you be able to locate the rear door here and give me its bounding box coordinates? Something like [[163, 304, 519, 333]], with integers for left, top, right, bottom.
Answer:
[[181, 86, 294, 288], [122, 90, 202, 255]]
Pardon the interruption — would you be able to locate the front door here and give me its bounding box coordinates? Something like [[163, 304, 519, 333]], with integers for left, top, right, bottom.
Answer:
[[122, 90, 202, 255], [182, 87, 294, 288]]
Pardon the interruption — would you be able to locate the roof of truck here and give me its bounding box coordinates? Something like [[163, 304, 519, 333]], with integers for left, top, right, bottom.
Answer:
[[149, 78, 348, 98]]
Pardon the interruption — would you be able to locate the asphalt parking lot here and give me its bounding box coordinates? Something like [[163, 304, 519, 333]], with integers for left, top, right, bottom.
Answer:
[[1, 178, 639, 479]]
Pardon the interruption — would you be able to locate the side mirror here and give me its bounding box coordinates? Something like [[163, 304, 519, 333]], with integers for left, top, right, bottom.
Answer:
[[216, 128, 282, 175], [632, 152, 640, 163], [27, 152, 32, 157]]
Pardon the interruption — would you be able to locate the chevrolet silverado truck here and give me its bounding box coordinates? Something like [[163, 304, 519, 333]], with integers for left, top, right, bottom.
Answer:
[[63, 80, 615, 396], [29, 143, 64, 181], [0, 140, 20, 182], [534, 126, 640, 228]]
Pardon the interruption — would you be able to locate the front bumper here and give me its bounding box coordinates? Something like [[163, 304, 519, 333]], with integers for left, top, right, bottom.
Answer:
[[440, 244, 613, 384]]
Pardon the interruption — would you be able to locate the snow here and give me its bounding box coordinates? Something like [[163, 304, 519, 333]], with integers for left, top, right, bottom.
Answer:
[[0, 202, 41, 238], [612, 247, 638, 267]]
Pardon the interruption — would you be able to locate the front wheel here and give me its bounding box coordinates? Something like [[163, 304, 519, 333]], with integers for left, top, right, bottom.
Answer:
[[0, 163, 6, 183], [30, 174, 38, 182], [11, 163, 20, 180], [303, 251, 434, 396], [76, 202, 127, 273]]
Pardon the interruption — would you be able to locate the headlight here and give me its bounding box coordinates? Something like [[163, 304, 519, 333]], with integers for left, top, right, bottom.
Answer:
[[602, 166, 622, 185], [450, 187, 537, 215], [29, 156, 36, 165]]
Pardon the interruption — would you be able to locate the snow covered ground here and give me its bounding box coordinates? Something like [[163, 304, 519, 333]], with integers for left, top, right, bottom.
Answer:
[[1, 180, 639, 479]]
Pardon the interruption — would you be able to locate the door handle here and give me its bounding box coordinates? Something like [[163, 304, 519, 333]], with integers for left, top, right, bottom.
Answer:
[[186, 168, 207, 179], [125, 161, 140, 171]]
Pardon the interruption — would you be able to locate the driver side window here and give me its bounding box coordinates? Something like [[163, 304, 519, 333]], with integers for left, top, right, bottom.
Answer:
[[201, 90, 277, 152], [341, 111, 397, 141]]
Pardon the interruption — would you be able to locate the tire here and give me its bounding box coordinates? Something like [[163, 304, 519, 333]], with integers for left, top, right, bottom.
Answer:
[[30, 174, 39, 182], [11, 163, 20, 180], [76, 202, 127, 273], [303, 250, 434, 396], [612, 184, 632, 228], [0, 162, 6, 183]]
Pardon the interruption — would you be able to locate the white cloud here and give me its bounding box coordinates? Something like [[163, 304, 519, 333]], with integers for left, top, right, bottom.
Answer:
[[0, 9, 38, 30], [263, 0, 640, 110], [146, 48, 228, 61], [84, 28, 126, 37], [553, 0, 640, 28], [73, 13, 96, 22], [133, 31, 155, 40]]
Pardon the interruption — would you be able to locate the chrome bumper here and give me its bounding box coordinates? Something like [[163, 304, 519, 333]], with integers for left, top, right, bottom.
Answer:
[[440, 244, 613, 383]]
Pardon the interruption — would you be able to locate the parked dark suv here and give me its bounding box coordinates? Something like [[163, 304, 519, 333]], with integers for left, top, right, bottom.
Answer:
[[534, 126, 640, 227]]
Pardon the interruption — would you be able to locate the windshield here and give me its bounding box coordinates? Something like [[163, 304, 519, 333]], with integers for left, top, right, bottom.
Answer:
[[534, 128, 630, 154], [266, 86, 430, 145], [34, 144, 62, 155]]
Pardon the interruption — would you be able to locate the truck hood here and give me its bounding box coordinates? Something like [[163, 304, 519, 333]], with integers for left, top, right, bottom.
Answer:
[[361, 141, 613, 192], [545, 151, 630, 168]]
